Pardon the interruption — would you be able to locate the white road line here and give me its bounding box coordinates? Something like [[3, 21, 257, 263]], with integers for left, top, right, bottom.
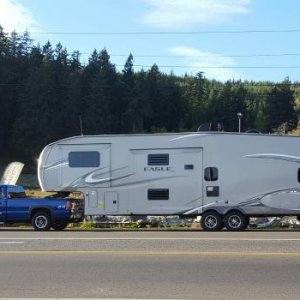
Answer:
[[0, 237, 299, 241], [0, 299, 181, 300], [0, 241, 24, 244], [0, 298, 182, 300]]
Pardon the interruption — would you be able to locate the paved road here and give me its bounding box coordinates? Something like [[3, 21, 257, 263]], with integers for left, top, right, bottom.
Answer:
[[0, 229, 300, 299]]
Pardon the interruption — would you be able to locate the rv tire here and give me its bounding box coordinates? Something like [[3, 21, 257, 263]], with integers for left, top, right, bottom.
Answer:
[[224, 211, 247, 231], [201, 211, 223, 231]]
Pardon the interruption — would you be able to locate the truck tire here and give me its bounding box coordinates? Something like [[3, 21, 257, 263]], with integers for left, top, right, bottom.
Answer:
[[31, 212, 51, 231], [224, 210, 247, 231], [201, 211, 223, 231], [52, 221, 68, 231]]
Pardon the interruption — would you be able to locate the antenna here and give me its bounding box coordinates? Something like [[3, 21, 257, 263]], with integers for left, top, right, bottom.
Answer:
[[79, 115, 83, 136]]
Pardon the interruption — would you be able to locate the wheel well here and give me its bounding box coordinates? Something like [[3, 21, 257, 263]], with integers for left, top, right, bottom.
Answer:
[[30, 208, 52, 221], [202, 209, 221, 216], [224, 209, 244, 216]]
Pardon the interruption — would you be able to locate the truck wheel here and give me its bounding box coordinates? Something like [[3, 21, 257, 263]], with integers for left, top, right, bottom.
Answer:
[[201, 211, 223, 231], [31, 212, 51, 231], [224, 211, 247, 231], [52, 222, 68, 231]]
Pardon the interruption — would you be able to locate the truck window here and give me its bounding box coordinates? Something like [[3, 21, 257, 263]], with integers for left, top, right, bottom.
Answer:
[[7, 186, 27, 199], [69, 151, 100, 168]]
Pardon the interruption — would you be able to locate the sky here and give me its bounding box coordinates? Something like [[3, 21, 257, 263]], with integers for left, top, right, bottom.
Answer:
[[0, 0, 300, 82]]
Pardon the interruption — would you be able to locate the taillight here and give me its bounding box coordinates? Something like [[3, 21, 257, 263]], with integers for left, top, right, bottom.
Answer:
[[66, 200, 72, 210]]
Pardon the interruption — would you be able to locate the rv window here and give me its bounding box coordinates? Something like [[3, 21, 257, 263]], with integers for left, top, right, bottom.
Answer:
[[298, 168, 300, 183], [148, 154, 169, 165], [69, 151, 100, 168], [148, 189, 169, 200], [204, 167, 218, 181]]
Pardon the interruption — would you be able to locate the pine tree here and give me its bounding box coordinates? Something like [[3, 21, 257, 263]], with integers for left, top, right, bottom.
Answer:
[[122, 53, 136, 132], [182, 72, 208, 130], [208, 81, 247, 132], [264, 78, 297, 132], [83, 49, 120, 134]]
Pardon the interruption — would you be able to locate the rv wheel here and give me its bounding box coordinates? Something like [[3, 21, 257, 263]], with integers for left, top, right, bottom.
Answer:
[[224, 211, 247, 231], [201, 211, 223, 231]]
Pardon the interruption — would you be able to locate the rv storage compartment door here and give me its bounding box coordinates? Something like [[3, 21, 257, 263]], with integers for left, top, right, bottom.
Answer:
[[59, 144, 111, 188], [104, 191, 118, 213], [88, 190, 98, 208]]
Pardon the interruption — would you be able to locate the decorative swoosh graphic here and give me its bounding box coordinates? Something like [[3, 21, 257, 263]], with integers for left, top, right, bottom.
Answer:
[[63, 165, 185, 188], [238, 187, 300, 206], [245, 153, 300, 163], [183, 187, 300, 215], [239, 187, 300, 211], [170, 133, 210, 142], [44, 159, 68, 170]]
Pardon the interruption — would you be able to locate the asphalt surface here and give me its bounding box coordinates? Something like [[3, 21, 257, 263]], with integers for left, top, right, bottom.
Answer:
[[0, 229, 300, 299]]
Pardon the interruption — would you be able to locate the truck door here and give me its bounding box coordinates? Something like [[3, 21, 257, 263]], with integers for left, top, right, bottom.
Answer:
[[0, 187, 5, 222], [59, 144, 111, 189]]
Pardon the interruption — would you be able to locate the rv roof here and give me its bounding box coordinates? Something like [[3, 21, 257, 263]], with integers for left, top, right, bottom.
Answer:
[[44, 131, 300, 147]]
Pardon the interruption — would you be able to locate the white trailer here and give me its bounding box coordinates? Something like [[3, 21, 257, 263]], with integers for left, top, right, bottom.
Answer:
[[38, 132, 300, 231]]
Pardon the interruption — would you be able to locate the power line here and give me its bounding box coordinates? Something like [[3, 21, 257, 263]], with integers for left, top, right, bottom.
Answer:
[[1, 82, 300, 88], [28, 29, 300, 35], [117, 64, 300, 69], [79, 52, 300, 59]]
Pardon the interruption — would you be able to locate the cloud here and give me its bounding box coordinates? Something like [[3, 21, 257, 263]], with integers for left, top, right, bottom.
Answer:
[[0, 0, 40, 32], [143, 0, 252, 28], [169, 46, 243, 81]]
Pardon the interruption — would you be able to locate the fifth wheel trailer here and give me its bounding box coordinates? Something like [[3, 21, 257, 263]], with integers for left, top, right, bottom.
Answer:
[[38, 132, 300, 231]]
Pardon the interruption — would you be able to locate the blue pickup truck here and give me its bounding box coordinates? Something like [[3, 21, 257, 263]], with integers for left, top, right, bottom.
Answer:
[[0, 185, 84, 231]]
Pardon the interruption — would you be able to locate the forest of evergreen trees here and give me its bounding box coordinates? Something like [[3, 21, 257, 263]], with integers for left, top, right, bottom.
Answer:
[[0, 26, 299, 168]]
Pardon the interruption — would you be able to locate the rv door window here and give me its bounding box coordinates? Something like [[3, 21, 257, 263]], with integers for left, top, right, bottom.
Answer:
[[148, 154, 169, 165], [69, 151, 100, 168], [204, 167, 218, 181]]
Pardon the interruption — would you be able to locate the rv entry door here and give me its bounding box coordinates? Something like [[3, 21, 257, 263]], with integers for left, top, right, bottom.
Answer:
[[59, 143, 111, 188]]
